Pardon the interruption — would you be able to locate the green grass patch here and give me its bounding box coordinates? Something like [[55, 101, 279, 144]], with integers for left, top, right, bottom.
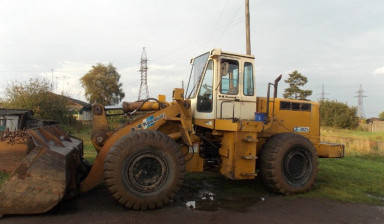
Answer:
[[73, 128, 97, 163], [290, 156, 384, 205], [83, 139, 96, 163], [183, 156, 384, 206], [321, 127, 384, 156], [0, 171, 9, 186], [321, 127, 384, 141]]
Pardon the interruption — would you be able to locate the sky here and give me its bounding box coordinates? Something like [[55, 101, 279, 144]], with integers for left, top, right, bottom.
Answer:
[[0, 0, 383, 117]]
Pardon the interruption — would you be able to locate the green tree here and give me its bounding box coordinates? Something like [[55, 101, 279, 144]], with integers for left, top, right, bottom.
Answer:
[[379, 111, 384, 121], [283, 70, 312, 100], [2, 78, 75, 124], [80, 63, 125, 105], [319, 100, 359, 129]]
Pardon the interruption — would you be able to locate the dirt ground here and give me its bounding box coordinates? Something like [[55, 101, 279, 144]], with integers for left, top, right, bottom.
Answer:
[[2, 185, 384, 224]]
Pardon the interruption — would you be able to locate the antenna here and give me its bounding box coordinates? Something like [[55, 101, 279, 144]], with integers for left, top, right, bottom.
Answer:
[[355, 84, 367, 118], [138, 47, 149, 101]]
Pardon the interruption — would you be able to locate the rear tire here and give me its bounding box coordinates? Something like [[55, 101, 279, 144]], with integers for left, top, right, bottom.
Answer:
[[259, 133, 318, 194], [104, 130, 185, 210]]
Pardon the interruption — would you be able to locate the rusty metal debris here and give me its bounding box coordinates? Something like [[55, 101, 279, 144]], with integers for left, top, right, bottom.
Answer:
[[1, 130, 28, 145]]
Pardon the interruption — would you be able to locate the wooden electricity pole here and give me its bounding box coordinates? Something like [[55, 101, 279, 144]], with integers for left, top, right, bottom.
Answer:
[[245, 0, 251, 55]]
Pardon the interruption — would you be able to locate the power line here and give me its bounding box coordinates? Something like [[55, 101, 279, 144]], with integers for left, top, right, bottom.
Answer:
[[204, 0, 230, 49], [214, 1, 243, 46]]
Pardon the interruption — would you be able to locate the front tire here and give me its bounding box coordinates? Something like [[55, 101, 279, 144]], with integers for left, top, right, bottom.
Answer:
[[104, 130, 185, 210], [260, 133, 318, 194]]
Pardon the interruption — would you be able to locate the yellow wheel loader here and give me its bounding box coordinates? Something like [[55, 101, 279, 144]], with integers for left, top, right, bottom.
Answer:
[[0, 49, 344, 215]]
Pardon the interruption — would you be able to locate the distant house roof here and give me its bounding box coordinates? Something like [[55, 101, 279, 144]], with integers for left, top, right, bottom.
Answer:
[[50, 93, 92, 111], [61, 95, 92, 109], [0, 109, 33, 116], [366, 117, 380, 123]]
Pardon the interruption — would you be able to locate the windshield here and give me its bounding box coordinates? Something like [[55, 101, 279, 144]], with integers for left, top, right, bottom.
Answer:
[[185, 52, 210, 99]]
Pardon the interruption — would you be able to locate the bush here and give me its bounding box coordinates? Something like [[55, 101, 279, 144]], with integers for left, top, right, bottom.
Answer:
[[2, 78, 76, 126], [319, 100, 359, 129], [379, 111, 384, 121]]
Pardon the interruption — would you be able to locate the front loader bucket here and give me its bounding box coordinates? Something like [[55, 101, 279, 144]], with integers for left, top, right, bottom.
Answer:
[[0, 125, 87, 215]]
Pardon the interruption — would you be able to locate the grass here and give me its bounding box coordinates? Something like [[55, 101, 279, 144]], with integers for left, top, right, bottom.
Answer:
[[321, 127, 384, 157], [70, 128, 97, 163], [0, 171, 9, 186], [83, 142, 97, 163], [290, 156, 384, 205], [321, 127, 384, 141], [313, 127, 384, 204], [180, 156, 384, 206]]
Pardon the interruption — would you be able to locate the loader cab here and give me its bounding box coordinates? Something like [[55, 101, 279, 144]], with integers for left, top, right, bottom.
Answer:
[[186, 49, 256, 124]]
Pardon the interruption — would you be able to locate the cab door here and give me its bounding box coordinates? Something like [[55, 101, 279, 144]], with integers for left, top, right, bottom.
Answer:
[[216, 59, 256, 120], [216, 59, 241, 119]]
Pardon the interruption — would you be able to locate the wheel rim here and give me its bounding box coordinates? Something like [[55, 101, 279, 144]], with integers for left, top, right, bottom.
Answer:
[[124, 151, 168, 193], [283, 147, 312, 185]]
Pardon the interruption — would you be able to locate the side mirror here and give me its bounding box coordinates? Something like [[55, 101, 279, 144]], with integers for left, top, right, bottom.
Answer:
[[220, 62, 229, 76]]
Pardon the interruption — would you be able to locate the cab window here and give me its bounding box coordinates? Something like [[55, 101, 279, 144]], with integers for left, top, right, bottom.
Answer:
[[243, 62, 254, 96], [220, 60, 239, 95], [197, 60, 214, 112]]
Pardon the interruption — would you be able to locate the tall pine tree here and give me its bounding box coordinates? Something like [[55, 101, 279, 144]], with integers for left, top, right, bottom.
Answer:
[[283, 70, 312, 100]]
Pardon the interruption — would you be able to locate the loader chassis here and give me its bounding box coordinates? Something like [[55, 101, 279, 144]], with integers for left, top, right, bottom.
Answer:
[[0, 49, 344, 215]]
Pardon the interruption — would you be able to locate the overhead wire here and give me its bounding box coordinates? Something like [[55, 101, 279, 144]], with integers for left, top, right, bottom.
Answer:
[[203, 0, 230, 49], [150, 0, 243, 64], [214, 0, 244, 46]]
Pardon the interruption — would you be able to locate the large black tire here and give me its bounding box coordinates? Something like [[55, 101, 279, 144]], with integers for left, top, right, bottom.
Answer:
[[259, 133, 318, 195], [104, 130, 185, 210]]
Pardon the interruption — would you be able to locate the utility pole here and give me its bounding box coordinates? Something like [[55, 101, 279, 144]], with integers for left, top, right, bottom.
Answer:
[[51, 69, 53, 90], [355, 84, 367, 118], [55, 76, 58, 92], [138, 47, 149, 101], [63, 75, 66, 95], [318, 84, 329, 101], [245, 0, 251, 55]]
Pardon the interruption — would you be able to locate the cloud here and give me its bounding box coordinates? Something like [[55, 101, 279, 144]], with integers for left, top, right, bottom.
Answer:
[[150, 64, 176, 71], [373, 66, 384, 75]]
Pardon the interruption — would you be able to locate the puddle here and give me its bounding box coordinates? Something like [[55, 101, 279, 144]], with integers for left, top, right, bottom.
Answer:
[[186, 190, 217, 211], [184, 192, 268, 212], [366, 194, 384, 202], [176, 174, 269, 212]]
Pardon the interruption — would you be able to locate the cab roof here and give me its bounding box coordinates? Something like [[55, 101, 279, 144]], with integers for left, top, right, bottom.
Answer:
[[210, 48, 255, 59]]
